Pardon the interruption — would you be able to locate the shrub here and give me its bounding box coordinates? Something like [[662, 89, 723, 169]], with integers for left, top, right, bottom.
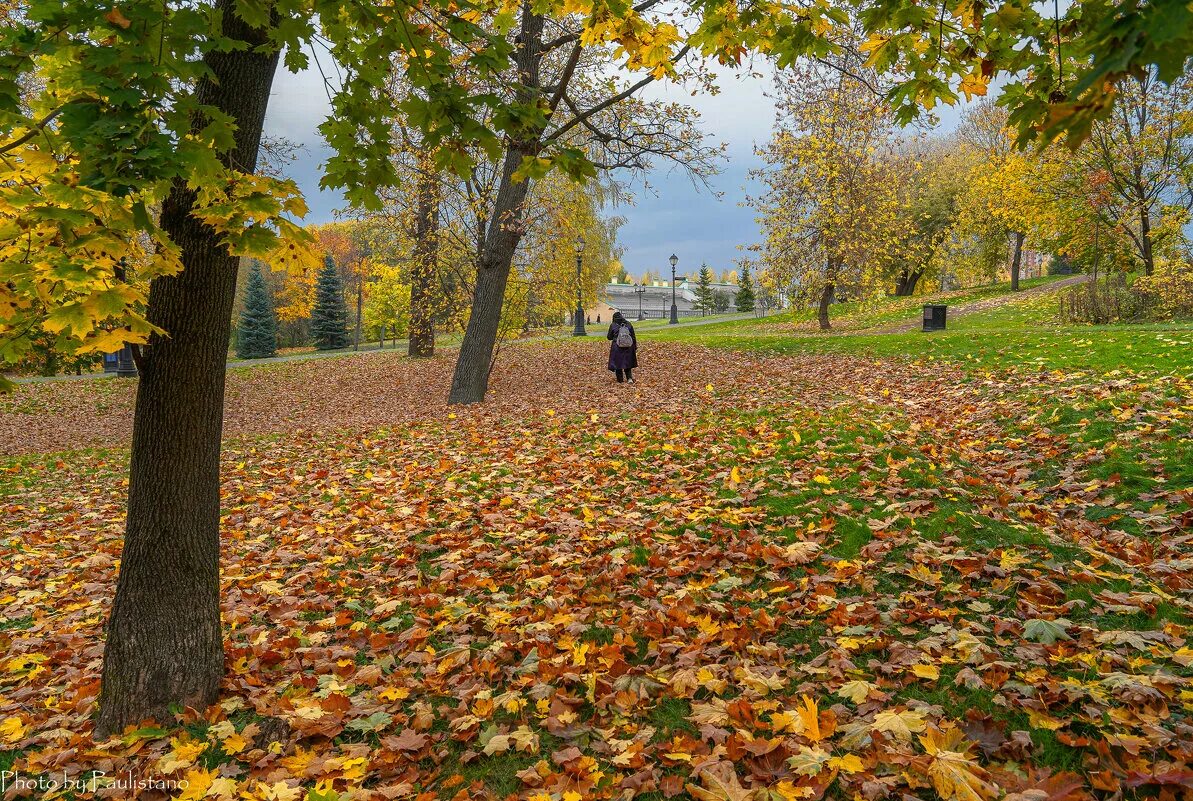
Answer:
[[1134, 260, 1193, 319], [1058, 262, 1193, 324]]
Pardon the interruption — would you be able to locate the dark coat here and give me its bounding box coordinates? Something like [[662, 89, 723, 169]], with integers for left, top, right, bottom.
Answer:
[[606, 318, 638, 371]]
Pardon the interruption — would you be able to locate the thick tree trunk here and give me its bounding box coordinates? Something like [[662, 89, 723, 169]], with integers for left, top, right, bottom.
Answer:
[[1010, 231, 1025, 291], [96, 2, 279, 738], [1139, 207, 1154, 275], [448, 144, 535, 403], [408, 164, 440, 358], [448, 8, 544, 404], [817, 283, 835, 330], [894, 268, 923, 296]]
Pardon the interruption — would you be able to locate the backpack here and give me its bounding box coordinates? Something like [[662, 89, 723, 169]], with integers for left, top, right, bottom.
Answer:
[[615, 324, 633, 349]]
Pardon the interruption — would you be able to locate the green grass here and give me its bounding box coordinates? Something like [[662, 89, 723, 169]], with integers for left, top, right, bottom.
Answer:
[[649, 276, 1064, 339], [649, 698, 696, 740], [650, 274, 1193, 376], [673, 319, 1193, 375]]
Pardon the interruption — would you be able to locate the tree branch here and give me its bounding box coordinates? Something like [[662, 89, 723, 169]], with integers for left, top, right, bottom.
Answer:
[[545, 44, 692, 144]]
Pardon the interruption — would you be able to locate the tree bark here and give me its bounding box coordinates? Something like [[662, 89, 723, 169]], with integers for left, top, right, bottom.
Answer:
[[448, 144, 535, 403], [447, 7, 544, 404], [96, 0, 279, 737], [408, 163, 440, 358], [817, 283, 835, 330], [894, 268, 922, 296], [1138, 207, 1154, 275], [1010, 231, 1025, 291]]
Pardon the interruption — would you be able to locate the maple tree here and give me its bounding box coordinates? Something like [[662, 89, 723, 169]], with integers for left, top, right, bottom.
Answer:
[[749, 54, 900, 329], [1051, 69, 1193, 277], [883, 140, 964, 297]]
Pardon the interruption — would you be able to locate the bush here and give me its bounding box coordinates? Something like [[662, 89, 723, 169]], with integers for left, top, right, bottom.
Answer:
[[1058, 263, 1193, 324], [1058, 274, 1145, 324], [1134, 260, 1193, 319]]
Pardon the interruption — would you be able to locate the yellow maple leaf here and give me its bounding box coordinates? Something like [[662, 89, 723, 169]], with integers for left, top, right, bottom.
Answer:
[[177, 767, 215, 801], [0, 716, 27, 744], [958, 72, 990, 101], [872, 708, 928, 741], [794, 695, 823, 742], [773, 779, 814, 800], [829, 753, 865, 774], [244, 781, 303, 801], [379, 686, 411, 702], [836, 680, 875, 703], [920, 727, 996, 801], [157, 734, 208, 773], [686, 762, 756, 801], [912, 663, 940, 680]]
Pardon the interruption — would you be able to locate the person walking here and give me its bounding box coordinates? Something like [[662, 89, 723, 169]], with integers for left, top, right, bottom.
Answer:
[[607, 311, 638, 383]]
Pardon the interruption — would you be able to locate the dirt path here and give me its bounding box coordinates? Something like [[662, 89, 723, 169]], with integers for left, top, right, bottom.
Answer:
[[869, 273, 1089, 334]]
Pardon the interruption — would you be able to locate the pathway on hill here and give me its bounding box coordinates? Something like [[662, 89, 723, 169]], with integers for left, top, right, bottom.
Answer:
[[870, 273, 1089, 334]]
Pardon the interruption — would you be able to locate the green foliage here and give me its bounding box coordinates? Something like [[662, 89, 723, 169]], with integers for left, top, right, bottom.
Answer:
[[694, 264, 715, 315], [236, 263, 278, 359], [311, 256, 350, 351], [362, 264, 411, 341], [735, 267, 756, 312]]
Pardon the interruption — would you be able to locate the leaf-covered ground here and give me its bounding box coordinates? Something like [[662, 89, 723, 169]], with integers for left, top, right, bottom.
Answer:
[[1, 331, 1191, 801]]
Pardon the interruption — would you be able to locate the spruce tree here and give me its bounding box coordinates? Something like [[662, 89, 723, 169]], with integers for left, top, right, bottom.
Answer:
[[311, 255, 350, 350], [736, 265, 757, 312], [236, 263, 277, 359], [695, 264, 715, 316]]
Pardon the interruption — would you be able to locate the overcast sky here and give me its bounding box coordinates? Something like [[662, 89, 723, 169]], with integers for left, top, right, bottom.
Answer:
[[262, 58, 971, 282], [262, 58, 777, 281]]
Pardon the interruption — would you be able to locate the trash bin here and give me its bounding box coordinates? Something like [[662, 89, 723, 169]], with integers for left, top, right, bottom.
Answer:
[[922, 304, 947, 331]]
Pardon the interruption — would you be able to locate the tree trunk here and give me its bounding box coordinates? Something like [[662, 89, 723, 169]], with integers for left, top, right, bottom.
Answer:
[[894, 268, 923, 296], [408, 163, 440, 358], [1010, 232, 1025, 291], [1139, 207, 1154, 275], [448, 144, 535, 403], [96, 1, 279, 738], [448, 8, 544, 404], [817, 283, 835, 330], [354, 275, 363, 351]]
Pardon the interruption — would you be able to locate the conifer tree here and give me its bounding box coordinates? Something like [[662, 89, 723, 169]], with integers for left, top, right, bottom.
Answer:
[[312, 255, 350, 350], [695, 264, 716, 316], [236, 263, 278, 359], [736, 265, 757, 312]]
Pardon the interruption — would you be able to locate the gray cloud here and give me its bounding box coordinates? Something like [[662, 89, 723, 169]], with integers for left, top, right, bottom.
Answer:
[[263, 58, 771, 272]]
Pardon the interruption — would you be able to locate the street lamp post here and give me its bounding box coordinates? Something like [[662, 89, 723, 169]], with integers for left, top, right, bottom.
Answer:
[[572, 236, 587, 337], [668, 253, 679, 325], [634, 283, 646, 320]]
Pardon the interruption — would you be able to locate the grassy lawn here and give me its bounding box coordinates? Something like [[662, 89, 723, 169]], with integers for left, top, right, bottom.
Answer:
[[1, 282, 1190, 800]]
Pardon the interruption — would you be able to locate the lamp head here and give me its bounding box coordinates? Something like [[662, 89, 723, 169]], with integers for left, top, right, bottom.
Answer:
[[669, 254, 678, 268]]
